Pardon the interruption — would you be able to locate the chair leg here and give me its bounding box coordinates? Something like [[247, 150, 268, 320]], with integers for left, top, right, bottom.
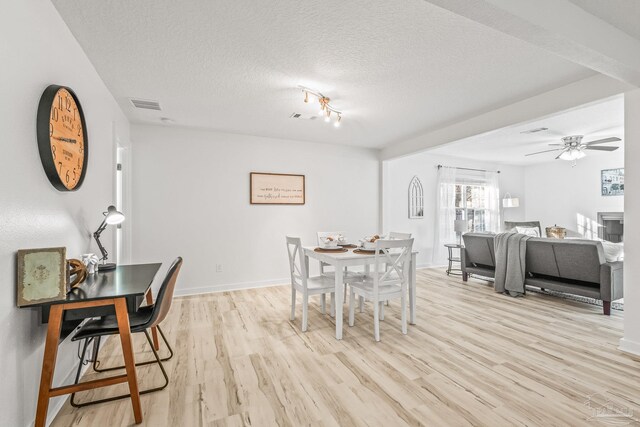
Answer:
[[359, 296, 364, 313], [302, 291, 309, 332], [91, 325, 174, 373], [379, 301, 385, 321], [330, 292, 335, 317], [290, 287, 296, 321], [321, 293, 326, 314], [71, 329, 170, 408], [349, 289, 355, 327], [401, 290, 407, 335], [373, 300, 380, 342]]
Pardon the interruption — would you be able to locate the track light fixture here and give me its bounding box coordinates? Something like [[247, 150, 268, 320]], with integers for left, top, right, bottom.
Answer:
[[298, 86, 343, 127]]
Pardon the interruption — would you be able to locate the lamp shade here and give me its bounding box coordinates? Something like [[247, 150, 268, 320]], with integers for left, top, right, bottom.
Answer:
[[104, 205, 125, 225], [454, 219, 467, 233]]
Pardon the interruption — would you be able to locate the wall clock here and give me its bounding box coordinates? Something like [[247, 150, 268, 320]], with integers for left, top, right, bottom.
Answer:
[[36, 85, 88, 191]]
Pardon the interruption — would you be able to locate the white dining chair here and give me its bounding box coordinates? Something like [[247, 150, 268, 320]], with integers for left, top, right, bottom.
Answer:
[[388, 231, 412, 239], [348, 238, 413, 341], [317, 231, 363, 306], [286, 236, 335, 332]]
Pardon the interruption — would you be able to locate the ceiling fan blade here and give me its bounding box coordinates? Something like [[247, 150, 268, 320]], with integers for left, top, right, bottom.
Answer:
[[548, 143, 564, 146], [584, 137, 621, 145], [555, 151, 565, 160], [525, 148, 563, 157], [584, 146, 619, 151]]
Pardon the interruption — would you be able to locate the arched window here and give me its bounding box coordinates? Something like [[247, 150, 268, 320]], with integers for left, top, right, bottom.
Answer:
[[408, 176, 424, 218]]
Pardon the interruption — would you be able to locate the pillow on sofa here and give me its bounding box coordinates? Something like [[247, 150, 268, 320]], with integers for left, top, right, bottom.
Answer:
[[601, 241, 624, 262], [515, 226, 540, 237]]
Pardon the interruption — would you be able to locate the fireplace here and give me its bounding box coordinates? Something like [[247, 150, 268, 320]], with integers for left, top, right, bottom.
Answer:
[[597, 212, 624, 242]]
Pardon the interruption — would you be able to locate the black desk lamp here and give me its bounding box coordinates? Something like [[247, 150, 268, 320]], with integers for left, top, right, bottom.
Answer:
[[94, 205, 125, 271]]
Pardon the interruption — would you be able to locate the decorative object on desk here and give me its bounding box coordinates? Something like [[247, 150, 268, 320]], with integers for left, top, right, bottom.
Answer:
[[94, 205, 125, 271], [601, 168, 624, 196], [16, 247, 67, 307], [546, 225, 567, 239], [408, 176, 424, 219], [36, 85, 88, 191], [81, 253, 100, 274], [502, 193, 520, 208], [250, 172, 305, 205], [454, 219, 467, 245], [67, 259, 87, 291]]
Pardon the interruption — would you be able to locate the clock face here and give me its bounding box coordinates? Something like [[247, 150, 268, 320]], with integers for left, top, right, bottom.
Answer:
[[37, 85, 88, 191]]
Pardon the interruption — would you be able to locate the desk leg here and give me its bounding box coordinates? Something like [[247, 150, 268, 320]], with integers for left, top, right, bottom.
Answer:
[[410, 253, 417, 325], [335, 266, 344, 340], [35, 304, 64, 427], [145, 291, 160, 351], [115, 298, 143, 424]]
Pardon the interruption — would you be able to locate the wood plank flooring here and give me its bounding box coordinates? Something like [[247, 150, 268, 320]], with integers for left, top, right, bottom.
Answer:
[[52, 268, 640, 426]]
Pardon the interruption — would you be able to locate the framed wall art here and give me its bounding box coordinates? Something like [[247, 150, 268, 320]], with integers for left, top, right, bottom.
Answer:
[[17, 247, 67, 307], [250, 172, 305, 205], [601, 168, 624, 196]]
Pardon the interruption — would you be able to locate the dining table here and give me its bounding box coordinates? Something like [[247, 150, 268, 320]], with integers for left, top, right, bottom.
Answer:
[[302, 245, 418, 339]]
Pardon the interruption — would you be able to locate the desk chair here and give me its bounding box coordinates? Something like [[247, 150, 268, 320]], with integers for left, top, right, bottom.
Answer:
[[70, 257, 183, 407]]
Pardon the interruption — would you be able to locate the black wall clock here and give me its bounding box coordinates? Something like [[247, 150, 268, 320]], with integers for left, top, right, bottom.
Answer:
[[36, 85, 88, 191]]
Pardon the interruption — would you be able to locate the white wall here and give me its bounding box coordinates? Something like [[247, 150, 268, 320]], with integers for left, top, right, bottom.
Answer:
[[524, 149, 624, 237], [382, 152, 526, 267], [621, 90, 640, 355], [130, 125, 379, 294], [0, 2, 129, 426]]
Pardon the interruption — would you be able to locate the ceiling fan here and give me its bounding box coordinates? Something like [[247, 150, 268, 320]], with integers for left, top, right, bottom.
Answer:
[[525, 135, 621, 162]]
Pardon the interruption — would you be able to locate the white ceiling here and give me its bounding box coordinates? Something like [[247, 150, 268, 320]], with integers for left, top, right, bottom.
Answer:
[[429, 95, 624, 165], [51, 0, 595, 149], [569, 0, 640, 41]]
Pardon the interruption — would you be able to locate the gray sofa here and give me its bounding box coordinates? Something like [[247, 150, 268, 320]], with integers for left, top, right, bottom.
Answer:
[[461, 234, 623, 315]]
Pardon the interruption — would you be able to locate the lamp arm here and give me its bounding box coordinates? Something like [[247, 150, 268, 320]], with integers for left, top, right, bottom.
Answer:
[[93, 219, 109, 262]]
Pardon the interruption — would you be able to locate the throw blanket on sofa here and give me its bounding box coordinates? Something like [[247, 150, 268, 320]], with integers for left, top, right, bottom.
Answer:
[[494, 232, 531, 297]]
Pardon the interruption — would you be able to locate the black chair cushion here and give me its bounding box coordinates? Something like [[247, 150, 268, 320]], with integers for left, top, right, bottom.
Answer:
[[72, 305, 155, 341]]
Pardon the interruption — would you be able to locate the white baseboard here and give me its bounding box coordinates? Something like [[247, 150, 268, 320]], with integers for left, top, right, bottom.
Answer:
[[175, 277, 289, 297], [619, 338, 640, 357]]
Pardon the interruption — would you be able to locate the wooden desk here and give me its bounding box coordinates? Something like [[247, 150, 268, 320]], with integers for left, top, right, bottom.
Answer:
[[23, 263, 161, 427]]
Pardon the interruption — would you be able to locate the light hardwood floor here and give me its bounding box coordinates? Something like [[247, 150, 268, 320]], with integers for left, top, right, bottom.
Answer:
[[52, 268, 640, 426]]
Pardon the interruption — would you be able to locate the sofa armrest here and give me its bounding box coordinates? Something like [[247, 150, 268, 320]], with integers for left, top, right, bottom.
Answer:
[[600, 261, 624, 301], [461, 248, 471, 270]]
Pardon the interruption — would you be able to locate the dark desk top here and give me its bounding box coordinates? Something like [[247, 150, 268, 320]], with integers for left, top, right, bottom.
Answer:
[[22, 263, 162, 308]]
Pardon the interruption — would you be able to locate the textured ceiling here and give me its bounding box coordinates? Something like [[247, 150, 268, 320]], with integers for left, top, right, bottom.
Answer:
[[429, 95, 624, 165], [569, 0, 640, 41], [52, 0, 594, 148]]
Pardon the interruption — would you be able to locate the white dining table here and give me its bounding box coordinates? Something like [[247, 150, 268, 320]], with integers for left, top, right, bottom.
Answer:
[[302, 246, 418, 340]]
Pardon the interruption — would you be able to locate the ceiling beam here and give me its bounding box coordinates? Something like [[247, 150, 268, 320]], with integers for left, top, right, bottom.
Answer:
[[380, 74, 631, 160], [424, 0, 640, 87]]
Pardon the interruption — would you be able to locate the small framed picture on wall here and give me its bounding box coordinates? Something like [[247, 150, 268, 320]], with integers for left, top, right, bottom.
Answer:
[[601, 168, 624, 196]]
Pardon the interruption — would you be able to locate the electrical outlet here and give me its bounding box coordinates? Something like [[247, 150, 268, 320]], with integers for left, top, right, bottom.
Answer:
[[216, 264, 223, 273]]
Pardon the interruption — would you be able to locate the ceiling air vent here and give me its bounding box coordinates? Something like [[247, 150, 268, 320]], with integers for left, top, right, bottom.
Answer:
[[289, 112, 317, 120], [129, 98, 161, 111], [520, 127, 549, 134]]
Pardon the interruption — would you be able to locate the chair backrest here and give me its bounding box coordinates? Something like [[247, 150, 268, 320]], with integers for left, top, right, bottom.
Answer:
[[147, 257, 183, 329], [317, 231, 346, 246], [388, 231, 412, 239], [373, 239, 413, 292], [286, 236, 308, 288]]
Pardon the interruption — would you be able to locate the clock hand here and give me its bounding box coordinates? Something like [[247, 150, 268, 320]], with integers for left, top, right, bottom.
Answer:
[[52, 136, 77, 143]]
